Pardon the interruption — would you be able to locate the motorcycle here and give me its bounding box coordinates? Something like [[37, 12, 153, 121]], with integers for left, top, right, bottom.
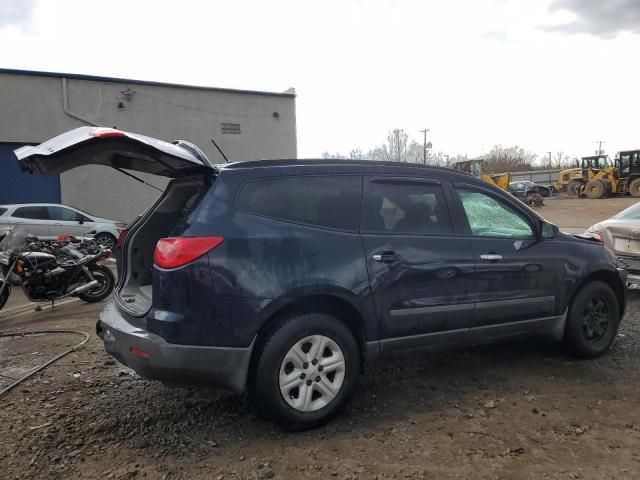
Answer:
[[0, 227, 115, 311]]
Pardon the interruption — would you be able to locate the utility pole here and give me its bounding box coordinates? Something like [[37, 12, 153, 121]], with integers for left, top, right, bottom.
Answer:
[[596, 140, 605, 155], [420, 129, 430, 164], [547, 151, 552, 168]]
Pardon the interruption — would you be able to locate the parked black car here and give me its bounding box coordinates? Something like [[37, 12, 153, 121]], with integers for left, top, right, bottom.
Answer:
[[509, 180, 555, 198], [16, 127, 627, 430]]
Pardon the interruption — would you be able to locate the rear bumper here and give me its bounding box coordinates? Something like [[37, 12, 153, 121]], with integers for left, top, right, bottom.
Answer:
[[97, 302, 254, 393]]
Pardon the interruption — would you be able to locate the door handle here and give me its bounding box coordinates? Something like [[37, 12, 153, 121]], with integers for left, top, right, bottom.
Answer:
[[480, 254, 502, 261], [372, 253, 398, 263]]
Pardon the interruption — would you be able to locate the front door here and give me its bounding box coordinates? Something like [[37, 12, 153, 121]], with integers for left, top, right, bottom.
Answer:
[[451, 184, 564, 339], [47, 206, 90, 238], [361, 176, 476, 352]]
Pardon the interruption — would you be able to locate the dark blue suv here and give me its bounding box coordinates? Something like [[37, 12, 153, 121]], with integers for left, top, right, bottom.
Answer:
[[17, 127, 627, 430]]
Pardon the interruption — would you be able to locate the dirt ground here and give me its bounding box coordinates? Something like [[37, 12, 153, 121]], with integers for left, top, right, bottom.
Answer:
[[2, 195, 640, 480]]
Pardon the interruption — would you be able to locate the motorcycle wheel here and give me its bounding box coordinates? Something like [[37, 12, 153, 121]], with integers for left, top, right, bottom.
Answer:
[[0, 282, 10, 311], [79, 265, 115, 303]]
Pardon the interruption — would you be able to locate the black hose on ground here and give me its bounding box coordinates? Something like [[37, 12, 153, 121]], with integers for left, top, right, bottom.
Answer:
[[0, 330, 90, 398]]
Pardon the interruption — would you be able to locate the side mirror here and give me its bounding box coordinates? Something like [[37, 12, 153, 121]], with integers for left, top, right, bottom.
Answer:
[[540, 220, 558, 239], [76, 216, 85, 225]]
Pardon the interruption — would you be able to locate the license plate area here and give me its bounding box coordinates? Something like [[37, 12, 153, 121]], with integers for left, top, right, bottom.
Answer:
[[614, 237, 640, 254]]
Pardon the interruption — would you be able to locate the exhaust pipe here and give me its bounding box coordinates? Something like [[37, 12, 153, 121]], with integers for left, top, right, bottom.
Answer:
[[62, 280, 99, 298]]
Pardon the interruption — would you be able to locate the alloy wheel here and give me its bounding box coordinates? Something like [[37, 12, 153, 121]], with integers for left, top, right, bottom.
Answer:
[[279, 335, 346, 412], [581, 296, 610, 343]]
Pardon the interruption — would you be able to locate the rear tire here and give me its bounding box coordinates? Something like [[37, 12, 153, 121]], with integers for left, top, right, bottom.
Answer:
[[567, 179, 583, 198], [0, 282, 10, 311], [585, 179, 606, 199], [564, 281, 619, 358], [251, 313, 360, 430], [79, 265, 115, 302], [629, 178, 640, 198]]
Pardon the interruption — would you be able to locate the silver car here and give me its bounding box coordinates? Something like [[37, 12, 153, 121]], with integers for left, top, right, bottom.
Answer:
[[586, 201, 640, 285], [0, 203, 126, 249]]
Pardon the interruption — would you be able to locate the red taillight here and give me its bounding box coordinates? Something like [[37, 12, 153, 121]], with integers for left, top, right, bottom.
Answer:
[[154, 236, 224, 269], [116, 229, 128, 248], [90, 128, 125, 138]]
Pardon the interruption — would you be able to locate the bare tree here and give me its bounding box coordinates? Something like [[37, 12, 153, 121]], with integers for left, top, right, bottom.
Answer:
[[387, 129, 409, 162], [481, 145, 537, 172]]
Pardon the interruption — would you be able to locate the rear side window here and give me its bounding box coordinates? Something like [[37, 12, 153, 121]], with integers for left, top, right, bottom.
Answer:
[[236, 175, 362, 231], [12, 206, 49, 220], [0, 208, 7, 216], [362, 181, 453, 235]]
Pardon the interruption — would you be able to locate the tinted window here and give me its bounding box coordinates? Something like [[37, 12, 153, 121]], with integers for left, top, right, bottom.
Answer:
[[11, 206, 49, 220], [236, 176, 362, 230], [456, 188, 533, 238], [0, 207, 7, 216], [362, 181, 453, 235], [48, 206, 82, 221]]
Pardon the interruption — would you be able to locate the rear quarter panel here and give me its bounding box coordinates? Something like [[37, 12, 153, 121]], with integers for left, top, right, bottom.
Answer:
[[151, 169, 374, 348]]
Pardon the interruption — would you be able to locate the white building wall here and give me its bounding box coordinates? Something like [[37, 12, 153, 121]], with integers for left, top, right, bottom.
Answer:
[[0, 70, 296, 220]]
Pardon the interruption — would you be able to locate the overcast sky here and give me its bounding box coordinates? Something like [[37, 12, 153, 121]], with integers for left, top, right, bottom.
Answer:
[[1, 0, 639, 160]]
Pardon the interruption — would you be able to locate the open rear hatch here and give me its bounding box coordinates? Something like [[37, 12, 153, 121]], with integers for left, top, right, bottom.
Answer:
[[15, 126, 216, 177], [15, 126, 218, 316]]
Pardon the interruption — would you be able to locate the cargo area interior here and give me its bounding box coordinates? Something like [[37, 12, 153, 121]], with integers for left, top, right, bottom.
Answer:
[[117, 178, 205, 315]]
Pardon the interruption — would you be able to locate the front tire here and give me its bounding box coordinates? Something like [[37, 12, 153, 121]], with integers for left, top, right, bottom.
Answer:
[[251, 313, 360, 430], [79, 265, 115, 302], [564, 281, 619, 358], [585, 179, 606, 199]]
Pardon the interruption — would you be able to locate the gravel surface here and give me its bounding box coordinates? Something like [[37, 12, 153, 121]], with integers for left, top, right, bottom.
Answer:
[[2, 196, 640, 480]]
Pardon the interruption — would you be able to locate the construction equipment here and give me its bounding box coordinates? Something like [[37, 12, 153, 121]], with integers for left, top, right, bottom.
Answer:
[[452, 160, 543, 206], [567, 155, 613, 198], [555, 167, 582, 193], [568, 151, 640, 199]]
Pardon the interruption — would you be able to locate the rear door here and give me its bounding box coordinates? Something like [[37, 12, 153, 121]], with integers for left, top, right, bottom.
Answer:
[[450, 183, 564, 339], [15, 127, 216, 178], [361, 176, 475, 352], [10, 206, 51, 239]]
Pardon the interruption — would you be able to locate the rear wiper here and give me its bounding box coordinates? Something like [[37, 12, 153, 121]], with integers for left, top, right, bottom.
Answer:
[[113, 167, 164, 192]]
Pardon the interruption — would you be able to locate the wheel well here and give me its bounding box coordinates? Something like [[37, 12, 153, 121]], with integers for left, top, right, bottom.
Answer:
[[570, 270, 625, 319], [249, 295, 368, 379]]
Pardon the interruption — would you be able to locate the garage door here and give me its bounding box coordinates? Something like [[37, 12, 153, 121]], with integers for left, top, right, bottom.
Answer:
[[0, 142, 61, 204]]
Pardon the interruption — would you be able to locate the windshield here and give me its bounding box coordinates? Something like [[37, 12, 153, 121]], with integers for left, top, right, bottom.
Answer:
[[613, 202, 640, 221], [0, 226, 34, 252]]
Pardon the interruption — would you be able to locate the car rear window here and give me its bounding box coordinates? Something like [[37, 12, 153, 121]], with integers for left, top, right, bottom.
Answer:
[[236, 175, 362, 231], [11, 206, 49, 220]]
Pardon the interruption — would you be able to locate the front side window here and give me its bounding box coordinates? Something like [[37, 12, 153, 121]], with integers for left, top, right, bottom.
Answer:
[[620, 154, 631, 177], [456, 188, 533, 238], [48, 206, 82, 221], [236, 175, 362, 231], [11, 206, 49, 220], [362, 181, 453, 235]]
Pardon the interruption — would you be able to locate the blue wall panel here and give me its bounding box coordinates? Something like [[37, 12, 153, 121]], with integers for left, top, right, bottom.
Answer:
[[0, 143, 61, 204]]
